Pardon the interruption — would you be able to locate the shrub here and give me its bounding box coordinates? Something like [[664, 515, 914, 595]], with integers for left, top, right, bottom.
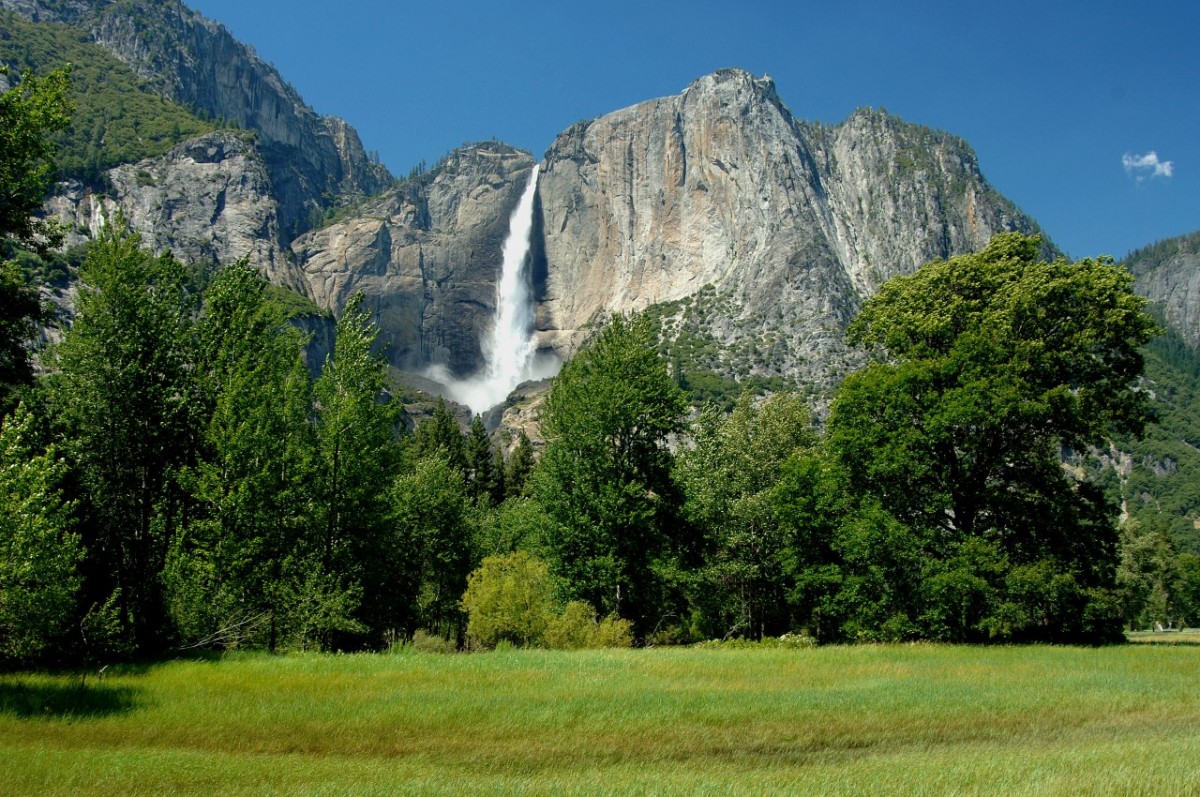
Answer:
[[411, 629, 458, 654], [461, 551, 556, 648], [543, 601, 633, 650]]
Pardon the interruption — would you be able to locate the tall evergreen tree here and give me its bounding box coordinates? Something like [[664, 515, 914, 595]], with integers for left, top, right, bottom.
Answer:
[[413, 397, 466, 472], [164, 263, 316, 651], [504, 430, 534, 500], [464, 415, 502, 504]]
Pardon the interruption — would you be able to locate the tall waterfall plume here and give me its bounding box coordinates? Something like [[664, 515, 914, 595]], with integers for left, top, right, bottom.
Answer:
[[438, 165, 554, 414]]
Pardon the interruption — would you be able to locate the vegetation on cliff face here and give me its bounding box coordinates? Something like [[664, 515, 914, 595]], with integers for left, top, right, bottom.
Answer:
[[0, 11, 216, 185]]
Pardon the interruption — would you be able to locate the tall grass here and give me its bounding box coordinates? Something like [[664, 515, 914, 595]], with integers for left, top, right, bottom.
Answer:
[[2, 645, 1198, 795]]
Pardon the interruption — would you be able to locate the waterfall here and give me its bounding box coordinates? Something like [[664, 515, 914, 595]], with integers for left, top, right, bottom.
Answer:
[[439, 165, 553, 414]]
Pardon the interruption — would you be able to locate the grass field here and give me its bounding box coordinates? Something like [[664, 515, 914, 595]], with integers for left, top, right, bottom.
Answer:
[[2, 644, 1198, 796]]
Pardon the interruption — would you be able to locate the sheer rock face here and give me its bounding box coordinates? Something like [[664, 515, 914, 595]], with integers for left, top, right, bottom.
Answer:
[[291, 144, 536, 377], [536, 69, 1041, 386], [1126, 231, 1200, 347], [45, 131, 305, 292], [1, 0, 392, 240]]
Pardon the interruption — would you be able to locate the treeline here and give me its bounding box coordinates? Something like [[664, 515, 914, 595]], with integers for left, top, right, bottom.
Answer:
[[5, 229, 1200, 666], [0, 223, 544, 664]]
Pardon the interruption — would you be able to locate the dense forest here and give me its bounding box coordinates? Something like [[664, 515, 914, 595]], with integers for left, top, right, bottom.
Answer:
[[2, 62, 1200, 669]]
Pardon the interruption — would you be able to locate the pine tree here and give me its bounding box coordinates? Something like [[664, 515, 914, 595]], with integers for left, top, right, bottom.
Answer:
[[164, 263, 317, 651]]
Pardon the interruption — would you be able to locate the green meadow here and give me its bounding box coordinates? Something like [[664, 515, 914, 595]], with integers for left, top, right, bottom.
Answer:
[[2, 645, 1198, 796]]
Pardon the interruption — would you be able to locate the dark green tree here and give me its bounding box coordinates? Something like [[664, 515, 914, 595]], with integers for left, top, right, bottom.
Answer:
[[0, 66, 71, 251], [464, 415, 502, 504], [413, 397, 465, 472], [49, 223, 197, 654], [0, 260, 44, 414], [312, 293, 403, 645], [504, 430, 535, 500], [0, 66, 71, 413], [533, 313, 688, 636], [826, 232, 1158, 642], [392, 453, 473, 642], [0, 404, 82, 664], [676, 392, 816, 639], [164, 263, 317, 651]]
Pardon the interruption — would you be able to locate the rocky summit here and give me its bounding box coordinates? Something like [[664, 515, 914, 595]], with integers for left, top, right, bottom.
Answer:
[[536, 69, 1041, 389]]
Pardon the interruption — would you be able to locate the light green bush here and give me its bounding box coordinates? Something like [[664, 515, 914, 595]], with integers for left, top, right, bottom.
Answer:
[[543, 601, 633, 650], [461, 551, 556, 648]]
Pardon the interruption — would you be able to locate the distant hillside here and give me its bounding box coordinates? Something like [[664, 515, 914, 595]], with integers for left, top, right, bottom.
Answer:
[[1127, 229, 1200, 348], [0, 0, 392, 240], [0, 9, 216, 184], [1074, 231, 1200, 555]]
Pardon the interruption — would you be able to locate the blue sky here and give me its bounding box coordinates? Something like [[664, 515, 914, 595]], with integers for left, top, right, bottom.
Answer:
[[188, 0, 1197, 260]]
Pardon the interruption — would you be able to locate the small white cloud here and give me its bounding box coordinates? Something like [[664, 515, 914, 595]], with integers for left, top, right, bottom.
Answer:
[[1123, 151, 1174, 180]]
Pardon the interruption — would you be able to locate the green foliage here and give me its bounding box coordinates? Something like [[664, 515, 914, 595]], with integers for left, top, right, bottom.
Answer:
[[412, 397, 466, 471], [1109, 348, 1200, 555], [677, 391, 816, 639], [1117, 517, 1185, 630], [49, 222, 197, 654], [464, 415, 503, 504], [821, 232, 1157, 643], [460, 551, 556, 648], [261, 282, 327, 320], [312, 293, 404, 645], [0, 12, 215, 184], [0, 259, 44, 412], [542, 601, 634, 650], [0, 60, 70, 413], [392, 454, 473, 642], [691, 633, 817, 650], [408, 628, 458, 654], [0, 61, 70, 249], [504, 430, 534, 500], [473, 496, 556, 560], [164, 262, 318, 652], [534, 312, 688, 636], [0, 404, 81, 664]]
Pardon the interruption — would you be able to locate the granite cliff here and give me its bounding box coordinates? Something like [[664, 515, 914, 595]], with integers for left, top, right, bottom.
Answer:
[[292, 143, 537, 377], [46, 130, 304, 292], [1126, 230, 1200, 347], [1, 0, 391, 240], [535, 69, 1042, 388], [7, 3, 1055, 401]]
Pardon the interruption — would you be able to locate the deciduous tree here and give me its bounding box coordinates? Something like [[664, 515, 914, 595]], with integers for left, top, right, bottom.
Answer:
[[826, 232, 1158, 642], [533, 312, 688, 636]]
